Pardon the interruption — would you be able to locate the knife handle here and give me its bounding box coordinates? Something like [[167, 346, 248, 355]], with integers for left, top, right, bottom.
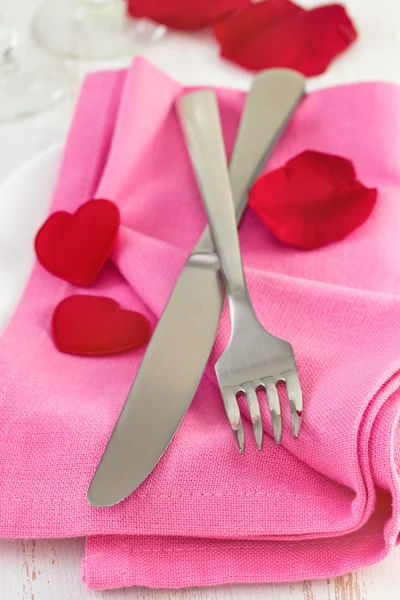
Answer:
[[188, 69, 305, 254]]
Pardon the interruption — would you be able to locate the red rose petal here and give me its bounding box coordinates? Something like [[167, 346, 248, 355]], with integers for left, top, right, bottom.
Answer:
[[35, 199, 120, 287], [127, 0, 248, 30], [249, 150, 377, 250], [53, 295, 151, 356], [213, 1, 358, 76]]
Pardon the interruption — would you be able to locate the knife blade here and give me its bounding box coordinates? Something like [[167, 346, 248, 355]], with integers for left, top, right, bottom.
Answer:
[[87, 69, 305, 507]]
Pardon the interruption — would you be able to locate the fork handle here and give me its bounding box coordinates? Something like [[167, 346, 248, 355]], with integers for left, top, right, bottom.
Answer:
[[177, 90, 248, 300]]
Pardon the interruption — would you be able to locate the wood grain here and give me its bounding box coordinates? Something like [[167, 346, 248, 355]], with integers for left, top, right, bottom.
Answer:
[[2, 536, 400, 599], [1, 0, 400, 598]]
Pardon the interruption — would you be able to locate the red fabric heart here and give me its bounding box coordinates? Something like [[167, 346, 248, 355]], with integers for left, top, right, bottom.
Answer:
[[249, 150, 377, 250], [213, 0, 357, 76], [53, 295, 151, 356], [127, 0, 248, 30], [35, 199, 120, 287]]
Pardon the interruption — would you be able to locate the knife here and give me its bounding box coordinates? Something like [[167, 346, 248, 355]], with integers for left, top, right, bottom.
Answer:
[[87, 69, 306, 507]]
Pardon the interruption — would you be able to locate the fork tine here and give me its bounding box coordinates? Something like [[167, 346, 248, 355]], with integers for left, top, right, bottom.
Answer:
[[264, 378, 282, 444], [234, 420, 245, 454], [243, 385, 263, 450], [221, 389, 245, 453], [285, 371, 303, 439]]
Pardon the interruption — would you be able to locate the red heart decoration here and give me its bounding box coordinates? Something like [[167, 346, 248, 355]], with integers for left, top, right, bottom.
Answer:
[[35, 199, 120, 287], [249, 150, 377, 250], [52, 295, 151, 356], [213, 0, 357, 77]]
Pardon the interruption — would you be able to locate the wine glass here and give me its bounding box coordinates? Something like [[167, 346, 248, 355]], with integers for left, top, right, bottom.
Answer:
[[0, 14, 66, 122], [32, 0, 166, 60]]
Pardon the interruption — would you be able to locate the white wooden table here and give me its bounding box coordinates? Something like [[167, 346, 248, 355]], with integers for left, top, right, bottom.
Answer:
[[1, 0, 400, 598]]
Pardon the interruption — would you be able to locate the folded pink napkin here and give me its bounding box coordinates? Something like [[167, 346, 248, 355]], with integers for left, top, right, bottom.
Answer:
[[1, 57, 400, 590]]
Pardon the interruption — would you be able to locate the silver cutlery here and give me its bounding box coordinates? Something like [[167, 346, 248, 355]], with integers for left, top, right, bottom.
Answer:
[[87, 69, 305, 507], [177, 90, 303, 452]]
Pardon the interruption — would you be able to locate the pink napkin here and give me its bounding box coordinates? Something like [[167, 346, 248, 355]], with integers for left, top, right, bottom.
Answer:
[[1, 57, 400, 590]]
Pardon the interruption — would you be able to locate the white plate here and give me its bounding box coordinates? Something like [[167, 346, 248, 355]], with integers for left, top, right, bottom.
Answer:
[[0, 143, 63, 333]]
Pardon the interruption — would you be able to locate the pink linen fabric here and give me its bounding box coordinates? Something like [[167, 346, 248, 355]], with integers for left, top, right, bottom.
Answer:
[[1, 57, 400, 589]]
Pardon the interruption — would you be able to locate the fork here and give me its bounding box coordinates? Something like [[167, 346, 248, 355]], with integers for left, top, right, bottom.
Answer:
[[177, 90, 303, 453]]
